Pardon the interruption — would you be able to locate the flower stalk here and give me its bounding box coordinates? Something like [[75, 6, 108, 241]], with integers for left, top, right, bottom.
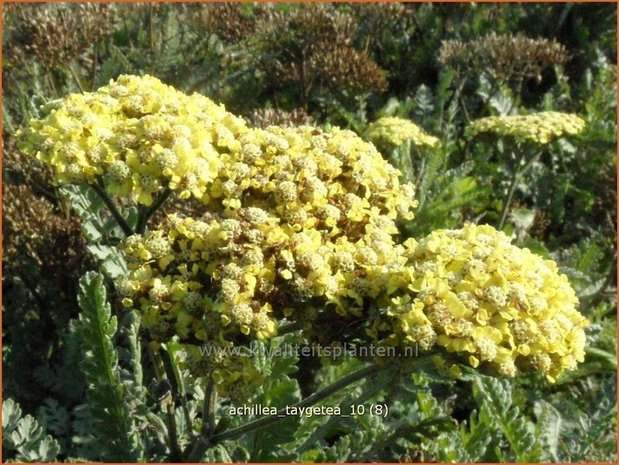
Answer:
[[188, 362, 389, 460], [498, 148, 542, 230], [90, 180, 133, 237]]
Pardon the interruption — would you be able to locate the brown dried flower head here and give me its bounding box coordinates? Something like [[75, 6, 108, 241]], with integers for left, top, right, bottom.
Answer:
[[186, 3, 257, 43], [255, 3, 387, 98], [439, 32, 568, 83], [246, 107, 315, 128], [6, 3, 114, 68], [349, 2, 415, 36], [3, 183, 90, 274]]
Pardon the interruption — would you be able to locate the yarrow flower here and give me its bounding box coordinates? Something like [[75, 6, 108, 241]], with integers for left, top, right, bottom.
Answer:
[[381, 223, 588, 382], [18, 74, 248, 205], [465, 111, 585, 145], [18, 74, 588, 392], [366, 116, 439, 152], [118, 121, 419, 391]]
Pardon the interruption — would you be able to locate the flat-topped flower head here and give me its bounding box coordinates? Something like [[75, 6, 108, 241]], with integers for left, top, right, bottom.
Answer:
[[393, 223, 587, 381], [367, 116, 439, 152], [18, 74, 248, 205], [120, 122, 420, 341], [118, 123, 420, 387], [465, 111, 585, 145], [205, 125, 418, 224]]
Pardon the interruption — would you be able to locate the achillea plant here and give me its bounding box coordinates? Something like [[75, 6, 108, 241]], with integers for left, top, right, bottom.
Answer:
[[393, 223, 587, 382], [118, 121, 418, 393], [251, 3, 387, 105], [20, 74, 587, 378], [367, 116, 440, 152], [191, 2, 256, 44], [18, 74, 248, 206], [17, 74, 590, 459], [466, 111, 585, 145], [349, 2, 415, 37], [466, 111, 585, 228]]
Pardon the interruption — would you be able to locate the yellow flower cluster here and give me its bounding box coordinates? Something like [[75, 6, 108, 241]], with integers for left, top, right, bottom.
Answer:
[[20, 74, 588, 387], [465, 111, 585, 145], [119, 123, 419, 390], [366, 116, 439, 152], [18, 74, 248, 205], [381, 223, 587, 381], [201, 125, 418, 224], [119, 213, 279, 394]]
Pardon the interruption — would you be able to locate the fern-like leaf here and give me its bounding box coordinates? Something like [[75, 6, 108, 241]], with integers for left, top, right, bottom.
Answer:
[[473, 376, 542, 462], [534, 400, 562, 461], [2, 398, 61, 462], [77, 271, 145, 461]]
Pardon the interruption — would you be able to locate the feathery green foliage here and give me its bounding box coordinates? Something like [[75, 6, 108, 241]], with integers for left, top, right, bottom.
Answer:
[[76, 272, 145, 461], [2, 398, 61, 462]]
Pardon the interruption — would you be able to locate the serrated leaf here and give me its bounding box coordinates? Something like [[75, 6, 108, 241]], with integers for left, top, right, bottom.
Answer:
[[270, 334, 300, 377], [263, 378, 301, 409], [534, 400, 562, 461], [413, 84, 434, 126], [473, 376, 542, 462], [76, 271, 145, 461], [37, 398, 70, 439]]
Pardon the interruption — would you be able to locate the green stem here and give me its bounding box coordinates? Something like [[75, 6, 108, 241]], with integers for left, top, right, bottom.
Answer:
[[90, 181, 134, 237], [498, 149, 542, 230], [136, 187, 172, 234], [498, 159, 522, 230], [68, 62, 85, 92], [216, 363, 383, 444], [204, 380, 218, 436], [163, 345, 194, 443], [149, 347, 183, 462], [45, 72, 60, 98], [148, 3, 155, 53], [456, 80, 472, 124], [187, 363, 386, 460], [91, 42, 99, 91], [398, 141, 415, 184], [187, 380, 218, 461], [415, 154, 429, 209]]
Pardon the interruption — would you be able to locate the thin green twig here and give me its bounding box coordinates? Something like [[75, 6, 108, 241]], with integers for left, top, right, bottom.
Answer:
[[136, 187, 172, 234], [186, 379, 218, 461], [498, 148, 541, 230], [90, 181, 134, 237], [68, 62, 85, 93], [149, 346, 183, 462], [160, 346, 193, 442], [215, 363, 383, 443]]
